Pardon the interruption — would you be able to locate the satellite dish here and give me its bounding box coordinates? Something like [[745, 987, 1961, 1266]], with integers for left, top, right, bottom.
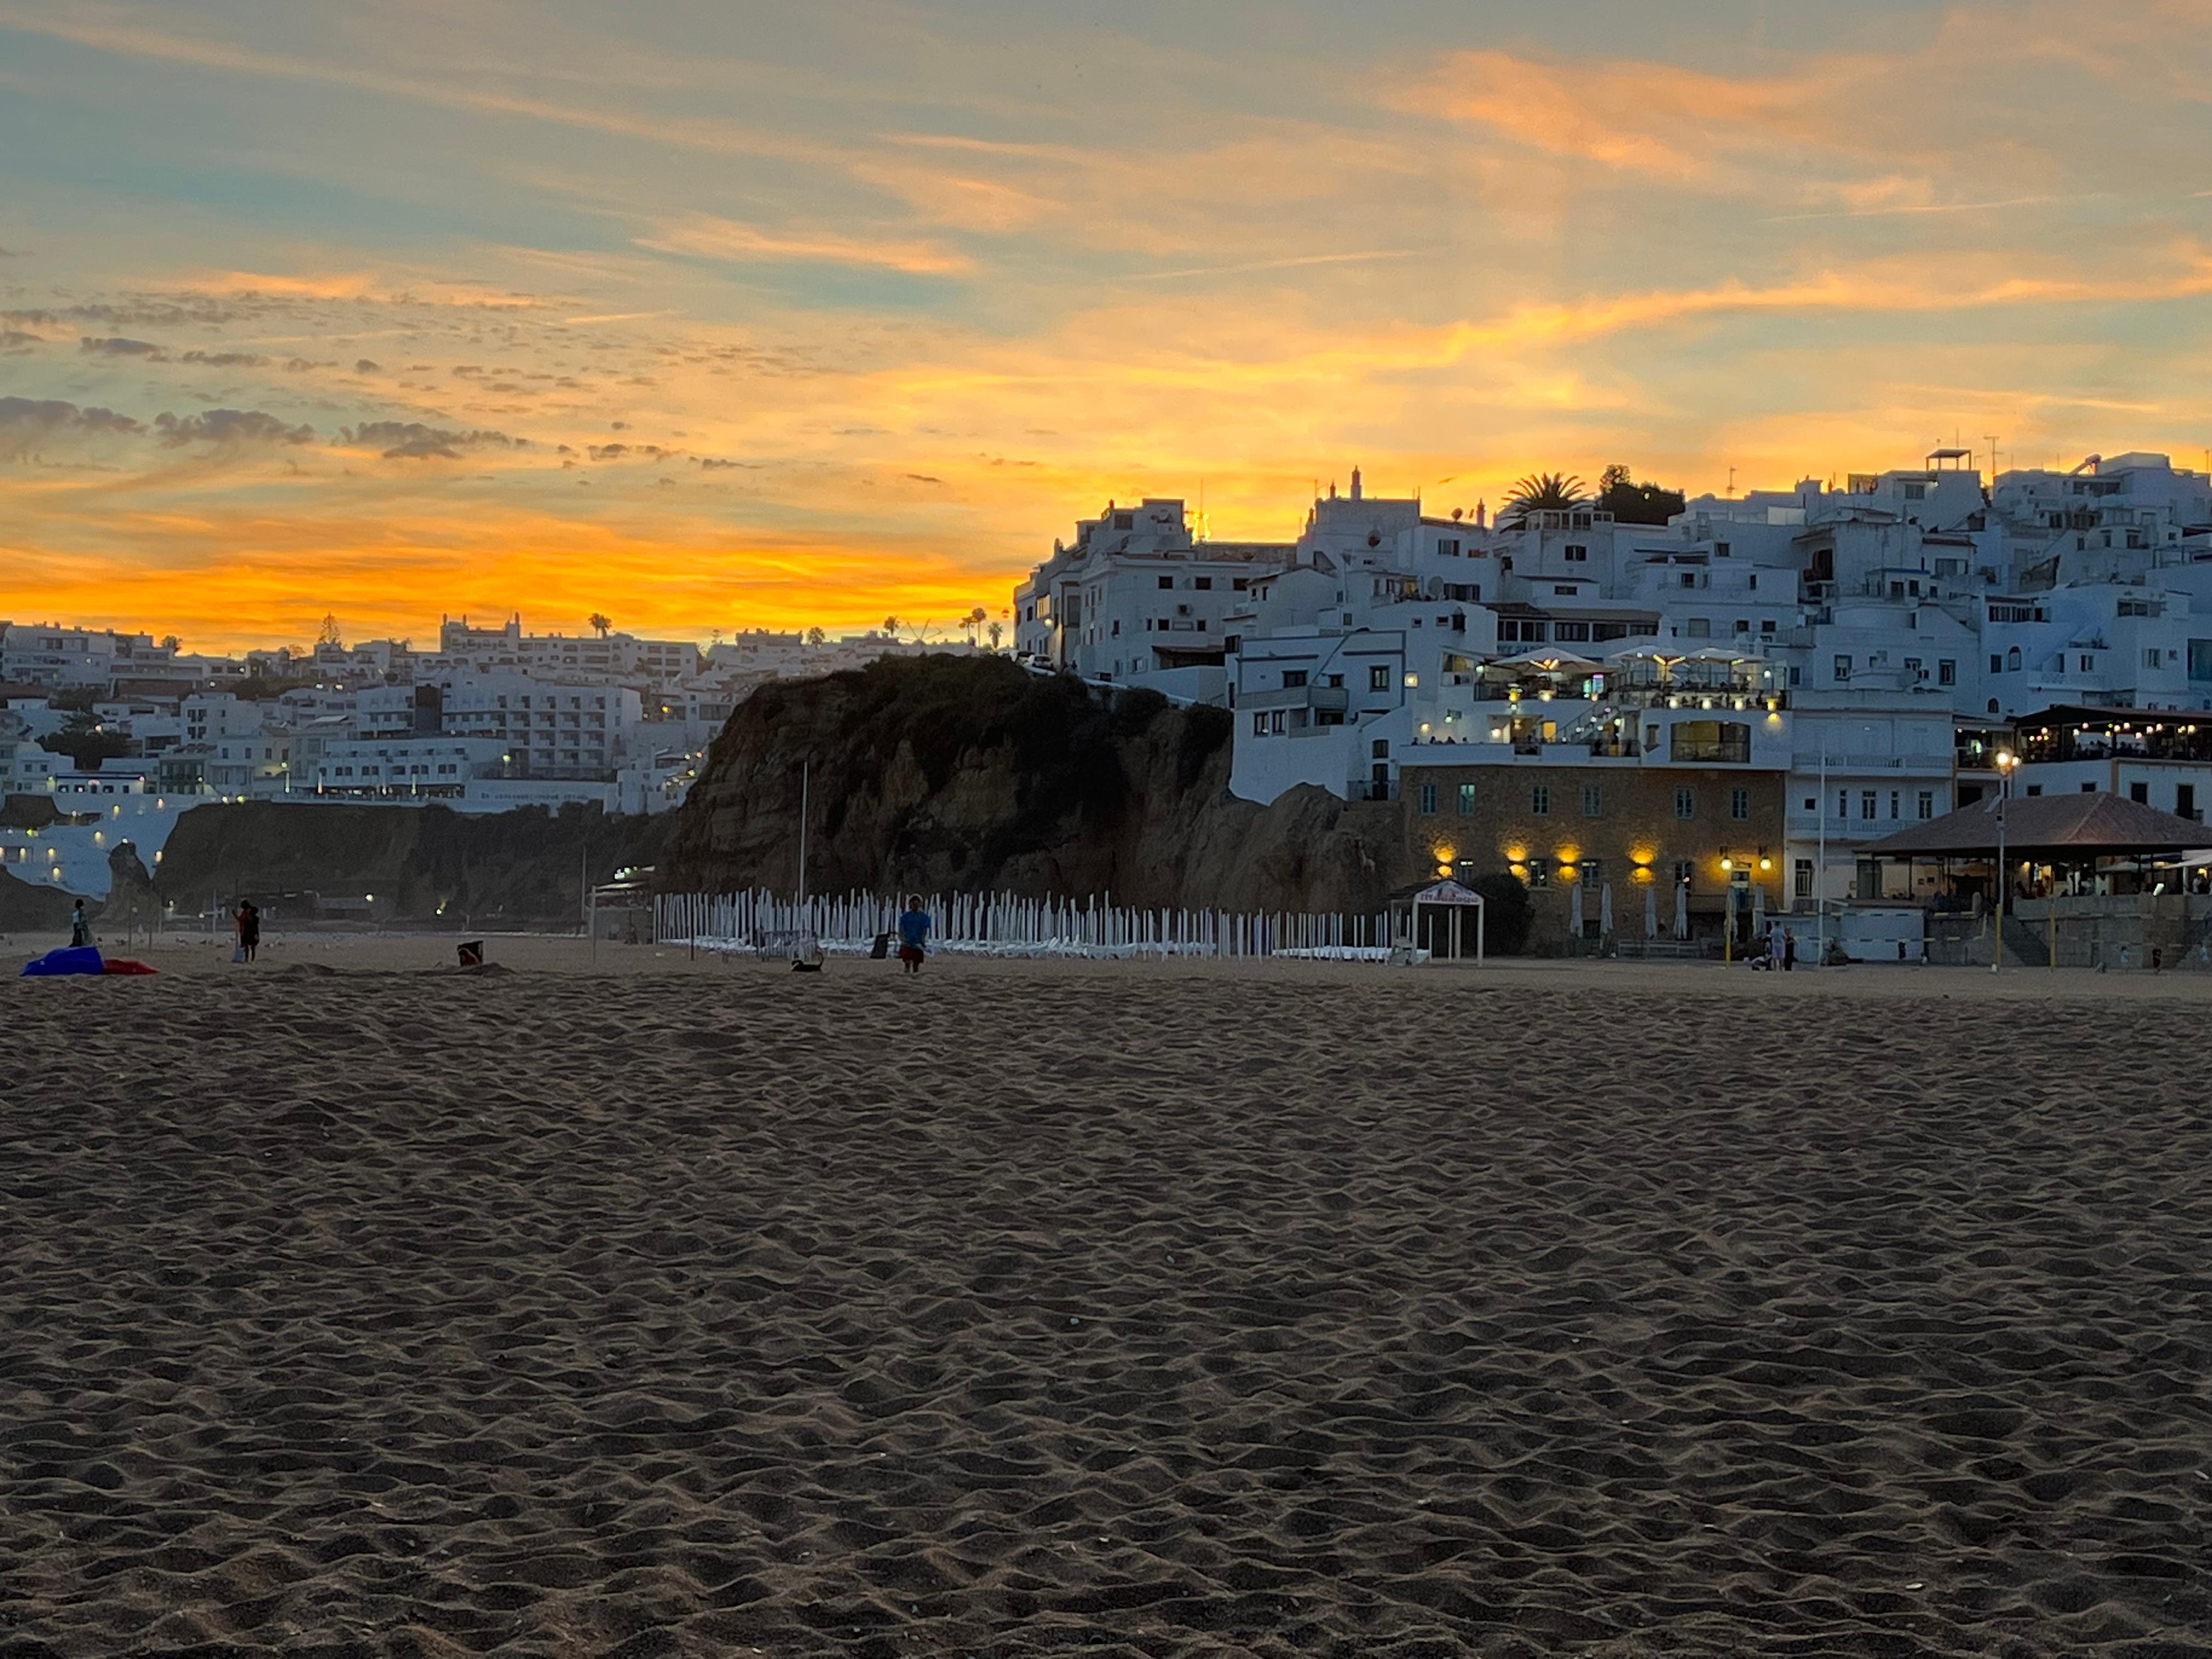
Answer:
[[1452, 507, 1464, 521]]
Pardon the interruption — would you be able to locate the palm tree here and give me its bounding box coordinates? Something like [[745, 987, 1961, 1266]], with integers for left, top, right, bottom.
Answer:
[[587, 612, 612, 638], [986, 620, 1003, 651], [882, 614, 900, 639], [1502, 472, 1587, 526], [806, 625, 826, 649]]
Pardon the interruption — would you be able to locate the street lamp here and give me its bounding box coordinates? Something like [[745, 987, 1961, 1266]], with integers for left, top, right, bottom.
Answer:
[[1991, 751, 2017, 975]]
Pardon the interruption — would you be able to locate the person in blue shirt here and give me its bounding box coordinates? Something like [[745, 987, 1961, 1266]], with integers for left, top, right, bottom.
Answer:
[[896, 895, 931, 974]]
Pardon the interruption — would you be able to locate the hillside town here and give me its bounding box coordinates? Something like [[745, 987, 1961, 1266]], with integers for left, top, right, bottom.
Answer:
[[0, 615, 969, 895], [1017, 450, 2212, 952]]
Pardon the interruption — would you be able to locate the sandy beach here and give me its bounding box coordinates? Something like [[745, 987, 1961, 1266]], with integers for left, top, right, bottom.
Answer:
[[5, 942, 2210, 1656]]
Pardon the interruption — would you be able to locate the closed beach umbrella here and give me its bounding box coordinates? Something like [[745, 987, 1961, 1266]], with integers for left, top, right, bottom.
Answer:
[[1569, 879, 1584, 938], [1600, 882, 1613, 939], [1752, 880, 1765, 939], [1673, 881, 1689, 940], [1645, 882, 1658, 940]]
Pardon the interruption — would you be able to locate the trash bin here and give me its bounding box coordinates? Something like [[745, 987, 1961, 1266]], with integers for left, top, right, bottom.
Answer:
[[870, 932, 891, 960], [458, 940, 484, 967]]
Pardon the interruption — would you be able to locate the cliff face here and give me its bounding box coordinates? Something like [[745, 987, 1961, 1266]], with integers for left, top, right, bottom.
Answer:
[[155, 802, 674, 923], [658, 656, 1413, 912]]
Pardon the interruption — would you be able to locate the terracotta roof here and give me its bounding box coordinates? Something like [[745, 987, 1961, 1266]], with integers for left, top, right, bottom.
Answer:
[[1864, 791, 2212, 857]]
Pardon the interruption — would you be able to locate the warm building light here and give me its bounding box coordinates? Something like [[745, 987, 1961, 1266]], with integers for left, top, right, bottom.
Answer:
[[1719, 856, 1734, 870], [1758, 857, 1772, 871]]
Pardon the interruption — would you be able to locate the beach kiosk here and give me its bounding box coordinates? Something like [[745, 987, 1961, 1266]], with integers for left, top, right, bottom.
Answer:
[[1389, 878, 1486, 963]]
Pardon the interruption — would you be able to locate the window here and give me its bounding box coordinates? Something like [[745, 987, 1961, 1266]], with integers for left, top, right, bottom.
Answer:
[[1675, 787, 1695, 820], [1714, 541, 1731, 557], [1685, 618, 1711, 639], [2180, 784, 2198, 820], [1281, 669, 1307, 688], [2130, 781, 2149, 804], [1437, 537, 1459, 556], [1420, 783, 1437, 814], [1269, 711, 1285, 734], [1904, 658, 1922, 680], [1860, 790, 1876, 821], [1730, 787, 1750, 821], [1917, 791, 1934, 820], [1232, 578, 1248, 591], [2007, 646, 2021, 672], [1680, 573, 1697, 589], [1794, 858, 1813, 899], [1580, 858, 1603, 887], [1889, 790, 1900, 820], [2078, 654, 2094, 674], [1325, 674, 1343, 689], [1371, 738, 1390, 759], [1564, 544, 1588, 562], [1369, 665, 1390, 692], [1734, 619, 1750, 635], [1672, 859, 1694, 889], [1553, 585, 1577, 597], [1157, 575, 1175, 590], [1939, 659, 1956, 685], [1457, 782, 1476, 816], [1990, 653, 2003, 675], [2081, 782, 2096, 793], [1194, 576, 1212, 591], [1582, 783, 1603, 817], [1526, 857, 1551, 888], [1532, 785, 1551, 816], [1834, 654, 1852, 681], [1762, 619, 1776, 634], [1252, 713, 1267, 736], [2146, 648, 2162, 670]]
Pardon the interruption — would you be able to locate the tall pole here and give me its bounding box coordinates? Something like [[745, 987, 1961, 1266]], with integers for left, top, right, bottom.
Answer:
[[1816, 751, 1827, 963], [1991, 754, 2012, 975], [797, 761, 809, 905]]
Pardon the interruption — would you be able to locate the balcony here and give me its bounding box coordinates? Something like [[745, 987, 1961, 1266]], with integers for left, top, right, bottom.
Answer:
[[1670, 738, 1751, 764]]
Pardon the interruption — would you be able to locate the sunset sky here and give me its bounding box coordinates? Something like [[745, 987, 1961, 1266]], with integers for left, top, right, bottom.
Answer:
[[3, 1, 2210, 652]]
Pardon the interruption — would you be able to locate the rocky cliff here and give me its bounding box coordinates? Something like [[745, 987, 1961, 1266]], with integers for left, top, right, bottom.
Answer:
[[658, 656, 1413, 912], [154, 801, 675, 924]]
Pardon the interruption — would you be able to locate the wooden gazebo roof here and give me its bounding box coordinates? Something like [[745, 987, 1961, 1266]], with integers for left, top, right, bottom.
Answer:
[[1864, 792, 2212, 859]]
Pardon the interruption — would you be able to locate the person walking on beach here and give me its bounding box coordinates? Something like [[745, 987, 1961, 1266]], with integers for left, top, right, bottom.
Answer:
[[896, 894, 930, 975], [1782, 928, 1796, 972], [234, 899, 261, 963], [69, 899, 90, 949]]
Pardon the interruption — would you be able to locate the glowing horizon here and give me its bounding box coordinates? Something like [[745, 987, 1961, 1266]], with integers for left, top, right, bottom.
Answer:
[[5, 1, 2211, 654]]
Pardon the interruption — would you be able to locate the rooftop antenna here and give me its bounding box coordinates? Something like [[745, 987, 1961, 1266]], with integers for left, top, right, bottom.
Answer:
[[1726, 466, 1736, 499], [1985, 433, 2000, 483]]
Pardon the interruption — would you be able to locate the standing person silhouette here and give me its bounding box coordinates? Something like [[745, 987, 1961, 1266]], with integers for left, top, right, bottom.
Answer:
[[896, 895, 931, 975], [70, 899, 90, 949]]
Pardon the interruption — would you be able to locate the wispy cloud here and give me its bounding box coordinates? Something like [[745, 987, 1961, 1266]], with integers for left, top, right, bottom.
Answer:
[[638, 213, 973, 275], [1132, 250, 1421, 282]]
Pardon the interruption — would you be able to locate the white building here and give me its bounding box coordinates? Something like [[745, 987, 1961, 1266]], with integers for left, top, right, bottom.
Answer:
[[436, 674, 643, 778], [1015, 497, 1295, 701], [314, 736, 507, 798]]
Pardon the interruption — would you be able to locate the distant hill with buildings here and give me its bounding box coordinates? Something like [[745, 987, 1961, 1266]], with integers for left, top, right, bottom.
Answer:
[[152, 800, 675, 927], [659, 654, 1413, 912]]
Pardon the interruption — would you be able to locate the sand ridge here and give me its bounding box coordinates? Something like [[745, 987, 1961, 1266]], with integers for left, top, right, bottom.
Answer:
[[3, 958, 2210, 1655]]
